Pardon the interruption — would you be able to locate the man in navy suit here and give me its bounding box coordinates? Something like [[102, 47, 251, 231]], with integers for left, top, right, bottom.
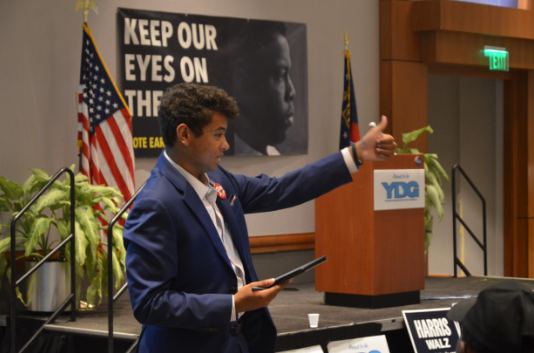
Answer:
[[123, 83, 396, 353]]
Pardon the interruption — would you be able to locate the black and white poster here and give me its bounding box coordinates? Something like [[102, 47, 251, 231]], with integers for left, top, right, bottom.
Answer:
[[118, 8, 308, 158], [403, 308, 461, 353]]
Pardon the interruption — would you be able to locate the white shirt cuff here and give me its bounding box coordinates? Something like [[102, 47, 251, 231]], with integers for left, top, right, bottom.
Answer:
[[231, 295, 236, 321], [341, 147, 359, 174]]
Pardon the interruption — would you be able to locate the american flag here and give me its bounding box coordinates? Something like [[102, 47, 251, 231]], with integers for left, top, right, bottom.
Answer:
[[78, 24, 135, 204]]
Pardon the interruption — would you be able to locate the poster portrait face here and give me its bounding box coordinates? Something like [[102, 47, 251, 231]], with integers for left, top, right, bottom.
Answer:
[[118, 9, 308, 157], [229, 23, 297, 155]]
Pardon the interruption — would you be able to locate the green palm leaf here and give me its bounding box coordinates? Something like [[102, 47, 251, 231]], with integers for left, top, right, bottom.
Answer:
[[75, 206, 100, 247], [22, 174, 39, 194], [75, 174, 89, 183], [100, 196, 120, 213], [31, 189, 68, 214], [86, 255, 103, 305], [87, 184, 124, 198], [56, 219, 69, 240], [426, 168, 444, 200], [112, 225, 127, 266], [111, 248, 124, 291], [31, 168, 50, 182], [0, 196, 12, 212], [0, 177, 23, 200], [74, 220, 89, 267], [426, 156, 450, 183], [85, 235, 98, 281], [24, 217, 54, 257], [426, 185, 444, 220], [399, 126, 433, 153], [6, 267, 28, 305], [0, 237, 11, 254], [50, 200, 71, 211]]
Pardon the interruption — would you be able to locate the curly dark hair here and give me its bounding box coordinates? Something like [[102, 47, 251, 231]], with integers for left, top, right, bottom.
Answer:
[[158, 83, 239, 147]]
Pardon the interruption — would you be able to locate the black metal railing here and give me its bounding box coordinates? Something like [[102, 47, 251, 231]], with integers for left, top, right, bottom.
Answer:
[[107, 183, 145, 353], [10, 168, 76, 353], [452, 165, 487, 277]]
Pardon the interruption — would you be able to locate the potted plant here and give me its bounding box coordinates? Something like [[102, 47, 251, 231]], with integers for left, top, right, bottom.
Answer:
[[0, 165, 128, 310], [395, 126, 450, 253]]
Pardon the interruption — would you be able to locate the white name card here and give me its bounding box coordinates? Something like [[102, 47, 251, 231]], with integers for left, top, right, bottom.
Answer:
[[327, 334, 390, 353], [279, 345, 324, 353]]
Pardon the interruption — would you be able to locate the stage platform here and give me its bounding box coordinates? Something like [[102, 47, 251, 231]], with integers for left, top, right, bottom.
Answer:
[[2, 276, 534, 352]]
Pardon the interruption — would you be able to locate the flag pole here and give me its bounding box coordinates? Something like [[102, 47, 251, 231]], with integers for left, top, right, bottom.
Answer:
[[75, 0, 98, 173], [339, 30, 360, 149], [75, 0, 98, 26], [75, 94, 83, 173]]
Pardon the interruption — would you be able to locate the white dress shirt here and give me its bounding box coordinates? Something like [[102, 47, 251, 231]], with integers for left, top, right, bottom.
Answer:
[[164, 151, 245, 321]]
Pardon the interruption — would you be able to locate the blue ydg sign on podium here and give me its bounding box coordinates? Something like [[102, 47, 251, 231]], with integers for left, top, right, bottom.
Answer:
[[374, 169, 425, 211]]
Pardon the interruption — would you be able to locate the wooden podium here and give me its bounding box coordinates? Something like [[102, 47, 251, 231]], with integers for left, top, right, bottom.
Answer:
[[315, 154, 425, 308]]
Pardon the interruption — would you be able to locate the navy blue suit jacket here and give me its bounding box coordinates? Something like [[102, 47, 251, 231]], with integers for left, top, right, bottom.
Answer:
[[123, 151, 353, 353]]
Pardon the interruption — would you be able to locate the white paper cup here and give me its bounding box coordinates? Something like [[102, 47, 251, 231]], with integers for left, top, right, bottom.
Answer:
[[308, 313, 319, 328]]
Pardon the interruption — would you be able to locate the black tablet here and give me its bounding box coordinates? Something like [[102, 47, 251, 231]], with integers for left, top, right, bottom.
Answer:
[[251, 255, 327, 291]]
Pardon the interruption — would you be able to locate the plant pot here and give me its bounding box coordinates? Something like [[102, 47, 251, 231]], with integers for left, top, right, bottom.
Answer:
[[24, 260, 71, 312]]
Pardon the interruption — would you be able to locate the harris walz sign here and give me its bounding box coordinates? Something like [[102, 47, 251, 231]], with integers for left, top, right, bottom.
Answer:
[[118, 8, 308, 157], [403, 308, 461, 353]]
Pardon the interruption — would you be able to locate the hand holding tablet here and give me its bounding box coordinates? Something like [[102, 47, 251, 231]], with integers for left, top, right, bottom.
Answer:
[[252, 256, 327, 291]]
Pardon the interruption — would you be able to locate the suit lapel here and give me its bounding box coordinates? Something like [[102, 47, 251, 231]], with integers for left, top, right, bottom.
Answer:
[[183, 189, 234, 269], [216, 197, 249, 268], [158, 152, 233, 271]]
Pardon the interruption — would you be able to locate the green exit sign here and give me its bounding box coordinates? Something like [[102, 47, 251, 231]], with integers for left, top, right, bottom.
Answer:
[[484, 46, 509, 71]]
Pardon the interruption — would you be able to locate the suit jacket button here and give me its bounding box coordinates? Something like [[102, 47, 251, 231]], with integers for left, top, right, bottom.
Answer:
[[229, 287, 237, 294], [230, 327, 237, 336]]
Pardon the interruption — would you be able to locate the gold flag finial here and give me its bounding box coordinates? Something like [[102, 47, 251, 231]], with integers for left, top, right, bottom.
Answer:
[[344, 30, 349, 52], [75, 0, 98, 25]]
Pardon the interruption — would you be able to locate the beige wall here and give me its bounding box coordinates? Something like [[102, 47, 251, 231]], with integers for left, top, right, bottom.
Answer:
[[0, 0, 380, 237], [428, 75, 504, 276]]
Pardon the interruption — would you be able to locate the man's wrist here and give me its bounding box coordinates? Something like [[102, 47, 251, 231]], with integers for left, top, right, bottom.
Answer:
[[350, 142, 363, 166]]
